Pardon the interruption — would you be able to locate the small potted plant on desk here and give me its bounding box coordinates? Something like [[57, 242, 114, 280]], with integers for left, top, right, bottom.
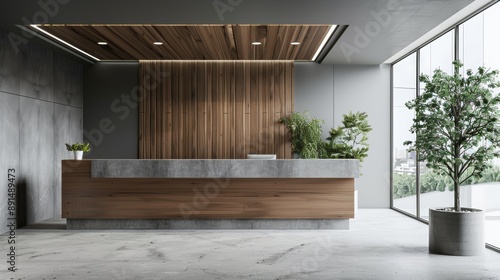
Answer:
[[405, 60, 500, 256], [65, 142, 91, 160]]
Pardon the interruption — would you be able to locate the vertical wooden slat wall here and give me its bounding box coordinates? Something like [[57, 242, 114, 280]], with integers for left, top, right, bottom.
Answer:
[[139, 60, 294, 159]]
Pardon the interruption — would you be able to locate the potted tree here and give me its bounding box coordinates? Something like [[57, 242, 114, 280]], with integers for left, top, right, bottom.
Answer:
[[65, 142, 91, 160], [404, 60, 500, 255]]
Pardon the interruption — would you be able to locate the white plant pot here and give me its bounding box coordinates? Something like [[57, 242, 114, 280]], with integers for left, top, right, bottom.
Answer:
[[429, 207, 484, 256], [73, 151, 83, 160]]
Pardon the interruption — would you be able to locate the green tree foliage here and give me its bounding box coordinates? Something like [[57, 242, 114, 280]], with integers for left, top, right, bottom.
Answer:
[[323, 112, 372, 162], [393, 166, 500, 199], [393, 173, 417, 199], [279, 111, 372, 161], [404, 61, 500, 211], [279, 111, 325, 159]]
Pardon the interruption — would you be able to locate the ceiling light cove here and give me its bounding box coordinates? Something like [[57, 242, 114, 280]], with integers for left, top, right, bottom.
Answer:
[[29, 24, 101, 61], [312, 25, 337, 61], [30, 24, 340, 61]]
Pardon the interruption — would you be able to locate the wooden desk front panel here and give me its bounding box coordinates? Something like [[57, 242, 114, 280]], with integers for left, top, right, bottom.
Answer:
[[62, 160, 355, 219]]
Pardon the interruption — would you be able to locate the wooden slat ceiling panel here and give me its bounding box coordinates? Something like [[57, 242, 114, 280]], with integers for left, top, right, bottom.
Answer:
[[38, 24, 332, 61]]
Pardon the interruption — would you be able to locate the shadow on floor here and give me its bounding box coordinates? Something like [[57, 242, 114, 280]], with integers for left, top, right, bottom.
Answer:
[[20, 219, 67, 230]]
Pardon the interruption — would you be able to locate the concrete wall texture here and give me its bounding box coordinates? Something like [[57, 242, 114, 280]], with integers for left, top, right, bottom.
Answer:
[[0, 29, 83, 233]]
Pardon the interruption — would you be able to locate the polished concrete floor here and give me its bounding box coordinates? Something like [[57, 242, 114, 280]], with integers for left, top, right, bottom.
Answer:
[[1, 209, 499, 280]]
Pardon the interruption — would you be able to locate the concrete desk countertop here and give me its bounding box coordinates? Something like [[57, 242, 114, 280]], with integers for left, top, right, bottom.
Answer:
[[91, 159, 360, 178]]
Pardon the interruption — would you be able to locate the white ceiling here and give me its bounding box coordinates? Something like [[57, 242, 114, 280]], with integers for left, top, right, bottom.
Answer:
[[0, 0, 494, 64]]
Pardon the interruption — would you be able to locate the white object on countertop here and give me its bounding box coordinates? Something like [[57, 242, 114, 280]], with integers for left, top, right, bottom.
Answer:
[[247, 154, 276, 160]]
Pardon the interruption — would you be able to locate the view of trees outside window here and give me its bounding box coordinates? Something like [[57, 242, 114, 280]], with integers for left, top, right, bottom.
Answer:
[[392, 53, 416, 215], [392, 2, 500, 248]]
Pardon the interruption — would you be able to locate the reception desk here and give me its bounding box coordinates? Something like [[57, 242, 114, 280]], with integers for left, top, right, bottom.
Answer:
[[62, 159, 359, 229]]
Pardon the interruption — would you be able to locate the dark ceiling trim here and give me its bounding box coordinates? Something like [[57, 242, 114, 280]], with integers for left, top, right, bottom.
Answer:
[[16, 25, 96, 64], [316, 25, 348, 64]]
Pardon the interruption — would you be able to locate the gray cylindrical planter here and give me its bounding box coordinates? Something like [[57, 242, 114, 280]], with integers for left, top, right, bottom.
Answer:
[[429, 208, 485, 256]]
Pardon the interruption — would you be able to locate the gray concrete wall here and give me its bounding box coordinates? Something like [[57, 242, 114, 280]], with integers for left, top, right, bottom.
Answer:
[[294, 63, 334, 139], [0, 29, 83, 233], [333, 65, 391, 208], [83, 62, 139, 159], [294, 63, 391, 208]]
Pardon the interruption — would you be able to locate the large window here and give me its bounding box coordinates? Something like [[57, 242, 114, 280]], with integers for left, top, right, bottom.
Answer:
[[459, 2, 500, 250], [418, 30, 455, 221], [392, 53, 417, 215], [391, 2, 500, 250]]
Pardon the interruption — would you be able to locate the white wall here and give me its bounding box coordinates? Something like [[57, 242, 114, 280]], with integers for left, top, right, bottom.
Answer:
[[294, 63, 391, 208]]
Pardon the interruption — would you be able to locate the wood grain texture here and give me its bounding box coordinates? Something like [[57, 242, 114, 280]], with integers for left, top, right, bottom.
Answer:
[[38, 25, 332, 61], [62, 160, 355, 219], [139, 61, 294, 159]]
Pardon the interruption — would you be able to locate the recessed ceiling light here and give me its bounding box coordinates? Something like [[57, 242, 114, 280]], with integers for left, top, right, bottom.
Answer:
[[97, 42, 108, 45], [252, 42, 262, 45], [291, 42, 300, 45], [153, 42, 163, 45]]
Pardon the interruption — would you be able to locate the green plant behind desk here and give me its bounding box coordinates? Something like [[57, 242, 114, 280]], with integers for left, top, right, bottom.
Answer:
[[323, 112, 372, 162], [279, 111, 324, 159], [65, 142, 91, 152], [279, 111, 371, 161]]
